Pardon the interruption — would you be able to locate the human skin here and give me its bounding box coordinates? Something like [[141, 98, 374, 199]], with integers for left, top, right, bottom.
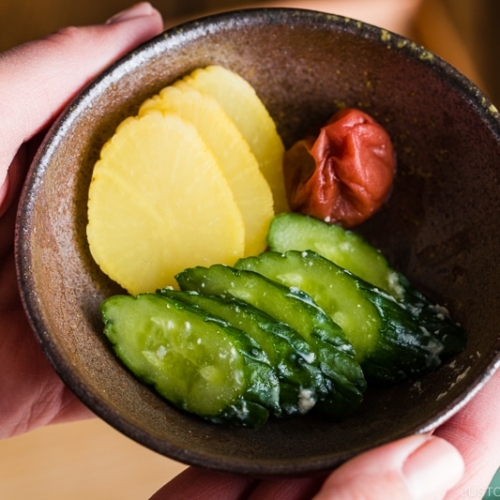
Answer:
[[0, 1, 164, 437], [1, 3, 499, 499]]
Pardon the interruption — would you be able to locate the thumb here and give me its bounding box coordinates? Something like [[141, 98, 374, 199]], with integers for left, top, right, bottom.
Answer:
[[313, 435, 464, 500]]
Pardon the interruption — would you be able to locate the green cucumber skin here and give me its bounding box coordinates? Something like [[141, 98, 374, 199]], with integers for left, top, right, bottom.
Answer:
[[358, 284, 443, 380], [158, 289, 315, 363], [176, 265, 366, 418], [267, 213, 466, 359], [177, 265, 351, 352], [237, 250, 445, 383], [101, 293, 280, 427], [268, 213, 393, 293], [395, 277, 466, 358], [157, 288, 327, 416], [236, 251, 382, 362]]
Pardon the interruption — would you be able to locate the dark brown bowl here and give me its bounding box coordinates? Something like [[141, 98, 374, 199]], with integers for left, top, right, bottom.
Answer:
[[15, 8, 500, 476]]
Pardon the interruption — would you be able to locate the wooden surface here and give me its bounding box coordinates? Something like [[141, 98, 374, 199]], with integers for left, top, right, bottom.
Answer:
[[0, 419, 187, 500], [1, 1, 488, 499]]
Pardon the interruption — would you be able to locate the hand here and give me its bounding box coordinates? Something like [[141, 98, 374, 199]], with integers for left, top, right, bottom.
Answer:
[[1, 4, 498, 500], [152, 370, 500, 500], [0, 2, 163, 438]]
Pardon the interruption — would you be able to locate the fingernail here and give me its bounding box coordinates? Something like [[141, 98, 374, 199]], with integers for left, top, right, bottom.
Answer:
[[106, 2, 154, 24], [403, 436, 464, 500]]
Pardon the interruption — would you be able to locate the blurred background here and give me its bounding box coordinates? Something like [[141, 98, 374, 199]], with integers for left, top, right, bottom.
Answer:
[[1, 0, 499, 498], [0, 0, 499, 105]]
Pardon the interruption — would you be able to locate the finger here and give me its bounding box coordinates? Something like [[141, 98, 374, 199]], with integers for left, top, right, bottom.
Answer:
[[0, 149, 25, 255], [313, 434, 464, 500], [149, 467, 257, 500], [0, 249, 94, 437], [0, 2, 163, 209], [247, 474, 325, 499], [435, 369, 500, 499]]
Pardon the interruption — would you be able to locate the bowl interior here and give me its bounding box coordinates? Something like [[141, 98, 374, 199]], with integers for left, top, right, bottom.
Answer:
[[16, 8, 500, 475]]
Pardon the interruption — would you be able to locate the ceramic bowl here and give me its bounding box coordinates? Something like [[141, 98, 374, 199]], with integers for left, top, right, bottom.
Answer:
[[15, 8, 500, 476]]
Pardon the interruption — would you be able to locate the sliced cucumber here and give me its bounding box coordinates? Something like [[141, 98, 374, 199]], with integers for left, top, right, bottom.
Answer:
[[267, 213, 466, 358], [268, 213, 393, 293], [176, 265, 366, 418], [236, 250, 445, 382], [101, 293, 280, 427], [158, 288, 326, 415], [237, 251, 382, 361]]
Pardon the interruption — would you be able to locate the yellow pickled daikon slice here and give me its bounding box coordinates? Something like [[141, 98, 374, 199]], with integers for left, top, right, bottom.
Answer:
[[87, 112, 244, 295], [183, 65, 289, 213], [139, 82, 273, 256]]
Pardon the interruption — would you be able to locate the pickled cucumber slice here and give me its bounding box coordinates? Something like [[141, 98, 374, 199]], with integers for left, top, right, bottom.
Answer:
[[139, 83, 274, 256], [237, 251, 382, 361], [183, 65, 288, 213], [158, 288, 326, 415], [237, 250, 445, 382], [176, 265, 366, 418], [101, 293, 280, 427], [267, 213, 466, 358], [268, 213, 392, 292]]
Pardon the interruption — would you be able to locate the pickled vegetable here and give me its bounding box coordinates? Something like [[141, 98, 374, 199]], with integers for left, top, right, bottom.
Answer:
[[92, 66, 466, 427], [236, 250, 446, 382], [284, 108, 395, 227], [267, 213, 466, 358], [139, 82, 273, 256], [268, 212, 392, 292], [87, 112, 244, 295], [176, 264, 366, 418], [102, 293, 280, 427], [183, 65, 288, 213], [158, 288, 326, 415]]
